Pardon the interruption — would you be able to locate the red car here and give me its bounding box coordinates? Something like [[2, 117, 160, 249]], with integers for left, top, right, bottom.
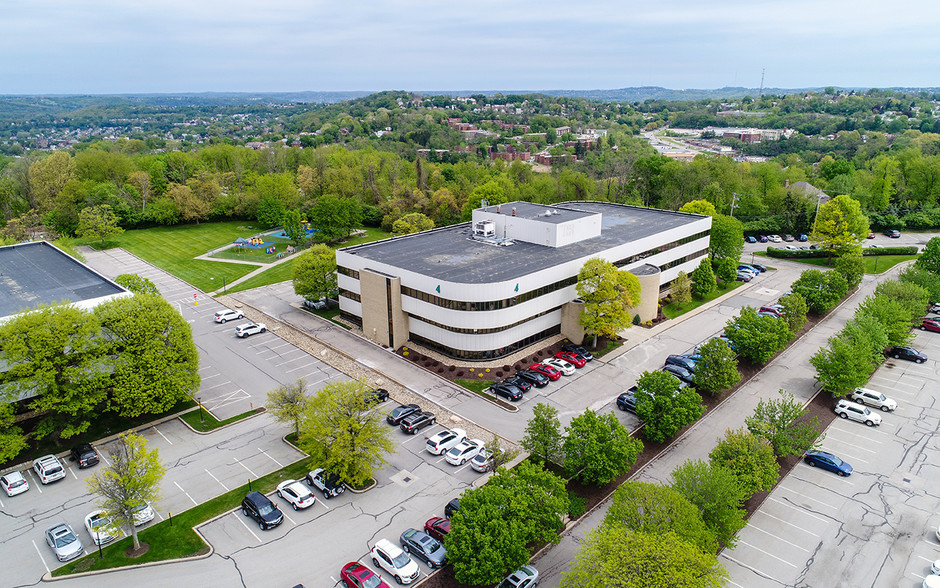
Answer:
[[528, 363, 561, 381], [554, 351, 586, 368], [758, 305, 784, 317], [867, 232, 876, 239], [921, 318, 940, 333], [424, 517, 450, 541], [340, 562, 390, 588]]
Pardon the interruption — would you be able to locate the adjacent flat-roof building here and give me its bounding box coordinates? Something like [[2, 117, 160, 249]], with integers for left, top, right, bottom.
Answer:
[[0, 241, 130, 321], [336, 201, 710, 361]]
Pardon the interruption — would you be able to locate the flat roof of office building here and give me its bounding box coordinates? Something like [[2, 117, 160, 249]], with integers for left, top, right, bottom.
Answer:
[[0, 241, 127, 319], [340, 201, 706, 284]]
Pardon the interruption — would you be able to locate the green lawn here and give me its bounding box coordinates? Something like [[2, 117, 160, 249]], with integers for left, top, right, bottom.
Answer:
[[54, 456, 315, 576], [662, 281, 744, 319], [179, 407, 264, 432], [766, 254, 918, 274], [87, 222, 259, 292]]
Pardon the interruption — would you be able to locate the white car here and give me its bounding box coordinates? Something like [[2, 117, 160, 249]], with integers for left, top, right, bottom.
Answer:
[[84, 510, 118, 545], [445, 438, 484, 466], [131, 502, 155, 526], [542, 357, 575, 376], [925, 574, 940, 588], [276, 479, 316, 510], [834, 399, 882, 426], [498, 565, 540, 588], [213, 309, 244, 323], [769, 234, 782, 243], [33, 455, 66, 484], [470, 447, 494, 473], [850, 388, 897, 412], [0, 471, 29, 496], [426, 428, 467, 455], [371, 538, 420, 584], [45, 523, 84, 562], [933, 558, 940, 574], [235, 322, 266, 338]]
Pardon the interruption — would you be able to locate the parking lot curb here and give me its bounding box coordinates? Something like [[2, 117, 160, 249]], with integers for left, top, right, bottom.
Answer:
[[41, 540, 215, 582], [176, 407, 267, 436]]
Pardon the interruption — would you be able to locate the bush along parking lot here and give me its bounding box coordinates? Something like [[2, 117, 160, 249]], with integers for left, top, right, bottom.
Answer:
[[53, 456, 316, 576]]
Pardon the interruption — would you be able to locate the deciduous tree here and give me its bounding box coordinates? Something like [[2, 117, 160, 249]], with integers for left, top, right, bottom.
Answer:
[[670, 459, 747, 548], [672, 271, 692, 309], [635, 371, 705, 443], [282, 208, 305, 246], [709, 214, 744, 261], [834, 251, 865, 290], [792, 269, 848, 314], [292, 244, 337, 302], [392, 212, 434, 235], [76, 204, 124, 248], [778, 292, 808, 333], [745, 390, 821, 457], [692, 337, 740, 396], [522, 402, 564, 465], [86, 433, 165, 551], [724, 306, 791, 363], [916, 236, 940, 275], [267, 378, 310, 436], [604, 481, 716, 553], [810, 194, 869, 257], [298, 380, 394, 487], [576, 257, 641, 347], [709, 428, 779, 496], [679, 199, 717, 217], [690, 257, 716, 298], [899, 264, 940, 304], [114, 273, 160, 295], [563, 409, 643, 485]]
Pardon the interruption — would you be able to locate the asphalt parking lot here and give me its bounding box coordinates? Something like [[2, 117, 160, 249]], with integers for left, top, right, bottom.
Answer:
[[722, 328, 940, 587]]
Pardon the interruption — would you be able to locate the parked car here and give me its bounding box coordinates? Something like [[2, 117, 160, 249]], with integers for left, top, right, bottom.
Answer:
[[528, 363, 561, 381], [131, 502, 156, 526], [884, 229, 901, 238], [554, 351, 586, 368], [542, 357, 576, 375], [234, 322, 266, 338], [400, 528, 447, 568], [737, 265, 759, 277], [798, 234, 809, 242], [424, 517, 451, 541], [372, 538, 420, 584], [470, 448, 495, 472], [735, 271, 752, 282], [213, 309, 244, 323], [340, 562, 390, 588], [745, 235, 757, 243], [491, 382, 524, 402], [758, 305, 784, 317], [386, 403, 421, 425], [305, 468, 345, 498], [84, 510, 118, 544], [276, 479, 316, 510], [850, 388, 897, 411], [70, 443, 99, 469], [445, 438, 484, 466], [680, 353, 703, 363], [426, 428, 467, 455], [769, 235, 783, 243], [616, 386, 638, 413], [803, 450, 853, 476], [890, 346, 927, 363], [783, 234, 795, 242], [929, 302, 940, 314], [444, 498, 460, 518], [0, 471, 29, 497], [364, 388, 390, 405], [921, 318, 940, 333], [834, 399, 882, 427], [497, 565, 540, 588], [662, 364, 695, 385], [241, 491, 283, 530], [750, 263, 767, 272], [400, 411, 436, 434], [33, 455, 66, 485], [513, 369, 550, 388], [867, 232, 876, 239], [924, 574, 940, 588], [757, 311, 782, 319], [562, 342, 594, 359], [758, 235, 769, 243], [45, 523, 84, 562], [302, 297, 331, 310], [665, 354, 697, 372], [502, 375, 532, 393]]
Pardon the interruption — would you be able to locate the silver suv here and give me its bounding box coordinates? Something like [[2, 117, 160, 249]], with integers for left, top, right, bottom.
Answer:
[[834, 399, 882, 426], [33, 455, 66, 484]]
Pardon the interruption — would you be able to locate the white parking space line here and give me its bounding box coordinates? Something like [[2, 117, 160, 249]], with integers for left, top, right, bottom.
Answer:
[[100, 452, 111, 467], [27, 470, 43, 494], [282, 511, 296, 525], [232, 512, 262, 543], [753, 510, 820, 537], [286, 363, 316, 374], [68, 466, 79, 480], [175, 481, 198, 506], [32, 539, 50, 574], [152, 425, 174, 445], [746, 523, 811, 552], [912, 572, 927, 581], [258, 448, 284, 468], [0, 497, 4, 508], [777, 487, 839, 510], [204, 379, 235, 391], [205, 469, 229, 491], [317, 499, 329, 511], [268, 342, 293, 351], [767, 497, 829, 523], [455, 463, 473, 474], [236, 458, 259, 478], [828, 429, 884, 445], [916, 554, 935, 563], [155, 510, 164, 521], [736, 540, 799, 568]]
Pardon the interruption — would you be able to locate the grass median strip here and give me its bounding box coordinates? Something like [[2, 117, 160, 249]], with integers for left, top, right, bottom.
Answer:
[[53, 456, 315, 577], [179, 407, 265, 432]]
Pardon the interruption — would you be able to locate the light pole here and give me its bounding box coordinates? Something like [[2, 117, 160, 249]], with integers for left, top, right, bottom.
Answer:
[[730, 193, 740, 218], [197, 396, 204, 423], [812, 193, 830, 235]]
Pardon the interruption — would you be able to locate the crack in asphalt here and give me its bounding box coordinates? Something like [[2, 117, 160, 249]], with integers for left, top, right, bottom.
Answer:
[[214, 551, 249, 588]]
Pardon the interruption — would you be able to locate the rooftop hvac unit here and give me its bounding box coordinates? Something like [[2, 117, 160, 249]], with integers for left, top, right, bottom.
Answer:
[[473, 221, 496, 237]]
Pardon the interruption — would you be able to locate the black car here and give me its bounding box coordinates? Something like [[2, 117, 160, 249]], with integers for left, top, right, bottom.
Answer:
[[662, 364, 695, 385], [386, 403, 421, 425], [241, 491, 283, 530], [444, 498, 460, 518], [750, 263, 767, 272], [400, 528, 448, 569], [664, 355, 697, 373], [889, 346, 927, 363], [364, 388, 389, 406], [502, 376, 532, 393], [616, 386, 638, 413], [69, 444, 99, 469], [400, 411, 436, 434], [490, 383, 523, 402], [513, 369, 550, 388], [884, 229, 901, 238], [561, 343, 594, 361]]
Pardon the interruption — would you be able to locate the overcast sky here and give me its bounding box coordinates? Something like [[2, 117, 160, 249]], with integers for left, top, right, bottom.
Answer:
[[3, 0, 937, 95]]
